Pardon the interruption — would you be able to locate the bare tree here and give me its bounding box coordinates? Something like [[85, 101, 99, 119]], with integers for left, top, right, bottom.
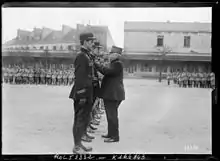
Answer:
[[157, 45, 172, 82]]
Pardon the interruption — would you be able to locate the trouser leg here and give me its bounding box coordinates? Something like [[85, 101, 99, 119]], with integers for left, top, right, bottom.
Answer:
[[103, 100, 121, 138]]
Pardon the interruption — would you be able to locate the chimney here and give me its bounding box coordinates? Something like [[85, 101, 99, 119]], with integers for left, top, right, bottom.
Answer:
[[62, 25, 73, 35], [17, 29, 20, 39]]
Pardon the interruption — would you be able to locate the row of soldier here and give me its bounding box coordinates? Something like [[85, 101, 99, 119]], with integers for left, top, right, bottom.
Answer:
[[2, 66, 75, 86], [167, 71, 215, 89]]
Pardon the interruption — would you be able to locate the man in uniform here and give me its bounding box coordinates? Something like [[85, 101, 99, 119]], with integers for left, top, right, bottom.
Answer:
[[167, 72, 171, 85], [4, 68, 9, 84], [210, 72, 215, 89], [57, 71, 61, 86], [195, 72, 199, 88], [8, 68, 13, 84], [69, 33, 96, 153], [29, 68, 34, 84], [63, 71, 68, 86], [207, 72, 211, 88], [52, 70, 56, 85], [40, 69, 44, 85], [201, 72, 206, 88], [189, 72, 193, 88], [94, 45, 125, 143]]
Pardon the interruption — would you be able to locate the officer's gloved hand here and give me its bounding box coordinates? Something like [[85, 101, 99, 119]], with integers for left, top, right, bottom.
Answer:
[[79, 98, 87, 105]]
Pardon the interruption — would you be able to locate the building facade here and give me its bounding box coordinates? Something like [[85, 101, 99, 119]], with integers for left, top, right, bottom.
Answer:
[[123, 21, 211, 77], [3, 24, 115, 57]]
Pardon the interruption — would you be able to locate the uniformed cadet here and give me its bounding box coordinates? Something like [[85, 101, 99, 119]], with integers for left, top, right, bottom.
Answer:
[[57, 71, 61, 85], [63, 71, 68, 86], [189, 72, 193, 88], [25, 69, 29, 84], [52, 70, 56, 85], [199, 72, 203, 88], [35, 69, 40, 85], [12, 68, 16, 84], [29, 69, 34, 84], [167, 72, 171, 85], [195, 72, 199, 88], [17, 69, 22, 84], [179, 72, 182, 87], [68, 71, 72, 86], [8, 69, 13, 84], [46, 70, 52, 85], [202, 72, 206, 88], [207, 72, 211, 88], [210, 72, 215, 89], [69, 32, 96, 154], [183, 71, 188, 88], [3, 68, 8, 83], [40, 69, 45, 85]]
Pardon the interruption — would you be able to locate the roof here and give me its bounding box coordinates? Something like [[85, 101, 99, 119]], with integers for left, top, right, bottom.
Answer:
[[124, 21, 211, 33], [62, 29, 77, 43], [33, 30, 64, 45], [3, 24, 112, 47]]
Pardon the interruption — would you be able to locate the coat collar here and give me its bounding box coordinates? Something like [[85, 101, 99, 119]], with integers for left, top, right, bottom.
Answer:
[[81, 46, 90, 53], [110, 58, 120, 64]]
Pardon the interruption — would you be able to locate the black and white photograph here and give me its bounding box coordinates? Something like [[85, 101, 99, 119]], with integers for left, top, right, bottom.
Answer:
[[2, 7, 212, 154]]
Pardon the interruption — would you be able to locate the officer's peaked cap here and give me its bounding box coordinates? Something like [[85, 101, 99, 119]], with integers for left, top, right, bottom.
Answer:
[[93, 41, 103, 48], [109, 45, 123, 54], [80, 32, 96, 41]]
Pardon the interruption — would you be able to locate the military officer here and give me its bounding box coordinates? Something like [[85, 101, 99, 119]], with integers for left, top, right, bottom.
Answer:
[[52, 70, 56, 85], [167, 72, 171, 85], [8, 68, 13, 84], [189, 72, 193, 88], [63, 71, 68, 86], [4, 68, 8, 84], [210, 72, 215, 89], [94, 45, 125, 143], [57, 71, 61, 85], [69, 32, 96, 153], [68, 71, 73, 86]]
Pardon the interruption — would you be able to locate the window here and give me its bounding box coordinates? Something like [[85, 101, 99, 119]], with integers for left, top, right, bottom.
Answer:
[[184, 36, 190, 48], [156, 66, 160, 72], [53, 46, 57, 50], [68, 45, 72, 50], [40, 46, 44, 50], [157, 35, 164, 47], [60, 45, 63, 50], [163, 67, 167, 73]]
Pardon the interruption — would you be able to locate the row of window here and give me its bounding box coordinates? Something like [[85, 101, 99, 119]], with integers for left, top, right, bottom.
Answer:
[[157, 35, 191, 48]]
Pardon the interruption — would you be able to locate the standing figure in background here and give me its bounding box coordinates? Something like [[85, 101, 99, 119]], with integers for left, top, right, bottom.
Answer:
[[52, 70, 56, 85], [167, 72, 171, 85], [210, 72, 215, 89], [63, 71, 68, 86]]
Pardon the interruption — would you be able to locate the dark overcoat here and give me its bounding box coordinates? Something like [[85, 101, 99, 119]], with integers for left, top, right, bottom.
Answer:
[[69, 47, 94, 103], [94, 58, 125, 101]]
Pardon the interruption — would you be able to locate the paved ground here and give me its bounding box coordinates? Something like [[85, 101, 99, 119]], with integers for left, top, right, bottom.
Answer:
[[2, 79, 211, 154]]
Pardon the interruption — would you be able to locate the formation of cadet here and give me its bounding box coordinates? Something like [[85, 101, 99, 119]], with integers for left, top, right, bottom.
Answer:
[[2, 66, 75, 86], [167, 71, 215, 89]]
